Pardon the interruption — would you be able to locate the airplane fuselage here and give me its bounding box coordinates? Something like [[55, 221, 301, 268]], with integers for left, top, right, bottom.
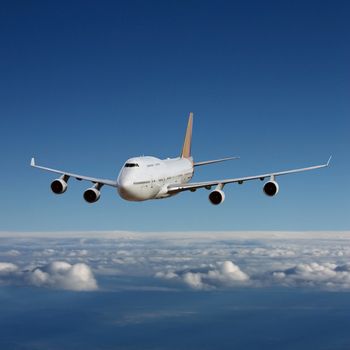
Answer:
[[117, 156, 194, 201]]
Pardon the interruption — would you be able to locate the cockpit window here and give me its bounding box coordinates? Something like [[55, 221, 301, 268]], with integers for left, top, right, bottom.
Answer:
[[125, 163, 139, 168]]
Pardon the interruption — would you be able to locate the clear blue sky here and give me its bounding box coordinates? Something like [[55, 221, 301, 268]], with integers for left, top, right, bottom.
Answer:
[[0, 0, 349, 231]]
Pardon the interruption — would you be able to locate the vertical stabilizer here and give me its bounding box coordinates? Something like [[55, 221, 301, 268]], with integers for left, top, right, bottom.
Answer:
[[181, 112, 193, 158]]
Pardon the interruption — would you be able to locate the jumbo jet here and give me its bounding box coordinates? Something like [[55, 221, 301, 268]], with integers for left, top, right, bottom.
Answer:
[[31, 113, 331, 205]]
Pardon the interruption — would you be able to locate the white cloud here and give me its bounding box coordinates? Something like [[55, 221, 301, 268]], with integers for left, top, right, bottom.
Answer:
[[0, 261, 98, 291], [68, 249, 88, 257], [2, 230, 350, 292], [183, 272, 204, 289], [156, 261, 249, 290], [1, 250, 21, 257], [155, 271, 178, 280], [33, 248, 56, 257], [208, 261, 249, 283], [28, 261, 98, 291], [270, 262, 350, 290], [0, 262, 19, 275]]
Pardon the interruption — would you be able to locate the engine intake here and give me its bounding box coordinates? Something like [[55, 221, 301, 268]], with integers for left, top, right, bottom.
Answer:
[[51, 179, 67, 194], [263, 180, 279, 197], [83, 187, 101, 203], [209, 189, 225, 205]]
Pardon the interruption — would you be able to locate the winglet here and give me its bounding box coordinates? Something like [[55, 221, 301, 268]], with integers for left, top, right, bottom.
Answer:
[[30, 157, 35, 167], [327, 155, 332, 166], [181, 112, 193, 158]]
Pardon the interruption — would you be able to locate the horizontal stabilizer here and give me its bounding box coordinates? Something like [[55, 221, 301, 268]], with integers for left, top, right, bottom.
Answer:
[[194, 156, 239, 167]]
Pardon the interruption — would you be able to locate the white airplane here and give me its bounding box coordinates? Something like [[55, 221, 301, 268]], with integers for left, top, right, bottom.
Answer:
[[31, 113, 331, 205]]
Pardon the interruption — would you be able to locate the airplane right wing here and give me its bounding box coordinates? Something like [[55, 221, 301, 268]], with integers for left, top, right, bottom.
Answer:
[[168, 156, 332, 194]]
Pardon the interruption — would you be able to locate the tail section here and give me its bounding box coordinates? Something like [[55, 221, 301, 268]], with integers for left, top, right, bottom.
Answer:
[[181, 112, 193, 158]]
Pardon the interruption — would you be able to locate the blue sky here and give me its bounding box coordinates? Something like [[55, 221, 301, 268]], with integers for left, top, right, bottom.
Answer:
[[0, 0, 349, 231]]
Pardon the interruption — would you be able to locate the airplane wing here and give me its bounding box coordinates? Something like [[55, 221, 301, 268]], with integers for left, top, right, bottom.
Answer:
[[194, 156, 240, 167], [168, 156, 332, 193], [30, 158, 118, 187]]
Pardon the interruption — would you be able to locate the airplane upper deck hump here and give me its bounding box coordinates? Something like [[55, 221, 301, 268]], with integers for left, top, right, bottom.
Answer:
[[181, 112, 193, 159]]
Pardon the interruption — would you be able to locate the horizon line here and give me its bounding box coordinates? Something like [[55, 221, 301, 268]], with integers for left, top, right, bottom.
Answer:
[[0, 230, 349, 240]]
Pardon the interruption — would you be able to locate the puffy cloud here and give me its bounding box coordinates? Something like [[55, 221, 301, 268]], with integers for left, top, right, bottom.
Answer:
[[68, 249, 88, 257], [270, 262, 350, 290], [42, 248, 56, 256], [156, 261, 249, 290], [0, 262, 19, 275], [0, 261, 98, 291], [183, 272, 204, 289], [157, 260, 350, 291], [1, 250, 21, 257], [28, 261, 98, 291], [155, 271, 178, 280], [208, 261, 249, 283]]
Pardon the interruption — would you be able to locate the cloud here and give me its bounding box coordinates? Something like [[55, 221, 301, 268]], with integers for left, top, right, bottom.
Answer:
[[33, 248, 57, 257], [270, 262, 350, 290], [1, 250, 21, 257], [183, 272, 204, 289], [156, 261, 249, 290], [2, 231, 350, 292], [0, 261, 98, 291], [68, 249, 88, 257], [0, 262, 19, 275], [28, 261, 98, 291], [157, 260, 350, 291]]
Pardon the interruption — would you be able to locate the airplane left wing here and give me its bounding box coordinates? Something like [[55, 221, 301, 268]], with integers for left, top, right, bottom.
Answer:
[[30, 158, 118, 187], [167, 156, 332, 194], [194, 156, 240, 167]]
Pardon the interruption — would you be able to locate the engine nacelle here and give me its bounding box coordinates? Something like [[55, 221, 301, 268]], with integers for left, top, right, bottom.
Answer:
[[50, 179, 68, 194], [83, 187, 101, 203], [209, 189, 225, 205], [263, 180, 279, 197]]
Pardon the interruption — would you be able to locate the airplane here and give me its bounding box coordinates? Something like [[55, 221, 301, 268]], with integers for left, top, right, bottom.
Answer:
[[31, 113, 331, 205]]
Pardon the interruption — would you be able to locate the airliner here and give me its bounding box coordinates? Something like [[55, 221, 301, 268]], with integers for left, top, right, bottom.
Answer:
[[31, 113, 331, 205]]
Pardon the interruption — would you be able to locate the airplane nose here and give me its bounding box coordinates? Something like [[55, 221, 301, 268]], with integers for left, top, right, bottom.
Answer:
[[118, 176, 131, 188], [117, 176, 133, 200]]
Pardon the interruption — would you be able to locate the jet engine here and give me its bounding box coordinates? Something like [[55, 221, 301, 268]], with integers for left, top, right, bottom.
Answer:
[[263, 180, 279, 197], [83, 187, 101, 203], [209, 189, 225, 205], [50, 179, 68, 194]]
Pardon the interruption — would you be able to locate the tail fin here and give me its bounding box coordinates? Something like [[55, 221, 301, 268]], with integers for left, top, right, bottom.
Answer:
[[181, 112, 193, 158]]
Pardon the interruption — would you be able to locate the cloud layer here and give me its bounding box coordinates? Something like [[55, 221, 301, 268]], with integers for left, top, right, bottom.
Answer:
[[1, 231, 350, 292]]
